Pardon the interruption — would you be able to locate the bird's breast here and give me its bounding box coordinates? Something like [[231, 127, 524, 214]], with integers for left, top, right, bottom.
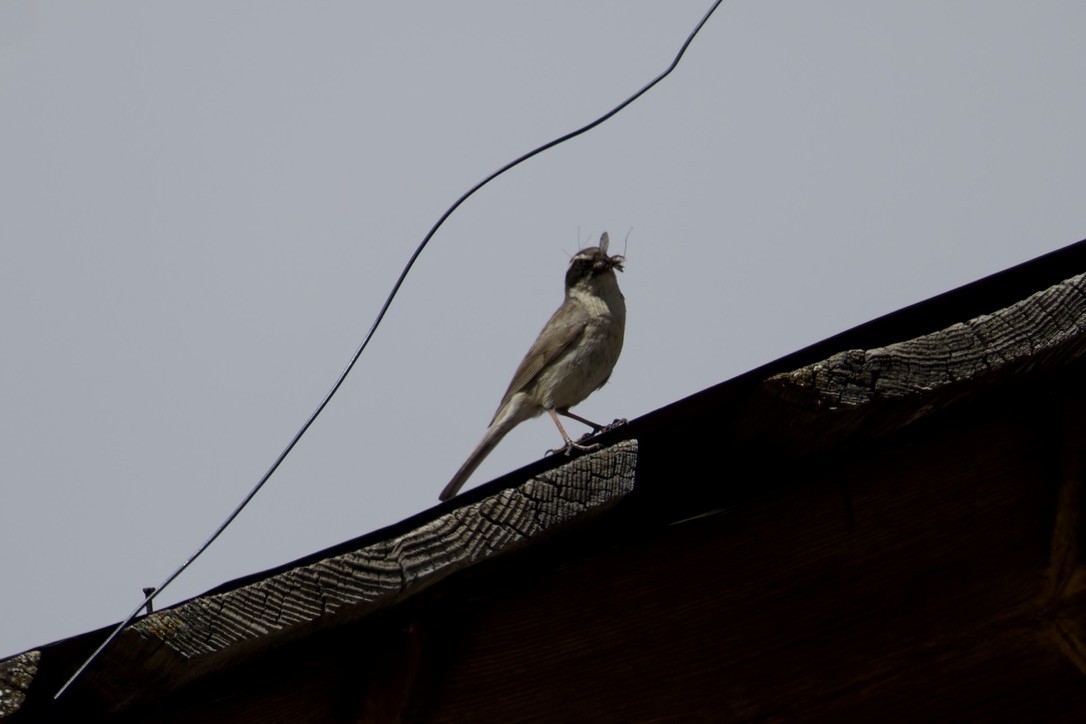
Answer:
[[534, 286, 625, 410]]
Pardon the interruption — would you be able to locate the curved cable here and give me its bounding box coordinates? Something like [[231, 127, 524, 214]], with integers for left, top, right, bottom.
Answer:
[[55, 0, 724, 701]]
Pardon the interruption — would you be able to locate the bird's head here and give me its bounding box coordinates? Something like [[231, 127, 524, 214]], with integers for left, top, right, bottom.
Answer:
[[565, 232, 625, 290]]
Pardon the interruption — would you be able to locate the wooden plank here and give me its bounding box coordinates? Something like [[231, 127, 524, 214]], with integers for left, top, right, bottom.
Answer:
[[79, 440, 637, 711], [769, 272, 1086, 410]]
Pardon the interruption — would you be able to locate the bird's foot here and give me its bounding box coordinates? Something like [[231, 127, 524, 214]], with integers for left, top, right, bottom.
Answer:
[[546, 439, 603, 457], [574, 418, 628, 444]]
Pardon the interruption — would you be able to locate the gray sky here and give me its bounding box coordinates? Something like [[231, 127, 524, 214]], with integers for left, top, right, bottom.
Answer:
[[3, 2, 1085, 659]]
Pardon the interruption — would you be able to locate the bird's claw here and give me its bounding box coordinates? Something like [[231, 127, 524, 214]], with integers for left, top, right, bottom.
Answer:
[[546, 440, 602, 457], [575, 418, 628, 443]]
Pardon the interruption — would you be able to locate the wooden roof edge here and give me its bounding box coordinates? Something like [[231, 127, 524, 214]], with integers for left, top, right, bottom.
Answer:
[[630, 237, 1086, 435], [68, 245, 1086, 709], [744, 269, 1086, 449], [195, 237, 1085, 601], [612, 237, 1086, 463], [4, 441, 636, 716], [111, 235, 1086, 605], [769, 270, 1086, 408], [6, 234, 1086, 718]]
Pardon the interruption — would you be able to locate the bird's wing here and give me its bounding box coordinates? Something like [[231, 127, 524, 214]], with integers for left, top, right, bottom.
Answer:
[[490, 301, 588, 424]]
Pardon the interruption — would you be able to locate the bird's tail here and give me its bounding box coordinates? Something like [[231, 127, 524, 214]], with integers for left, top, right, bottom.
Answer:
[[439, 399, 533, 501]]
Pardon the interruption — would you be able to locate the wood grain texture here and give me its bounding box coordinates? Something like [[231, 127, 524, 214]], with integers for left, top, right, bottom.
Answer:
[[769, 272, 1086, 410], [85, 441, 637, 705], [0, 651, 38, 718]]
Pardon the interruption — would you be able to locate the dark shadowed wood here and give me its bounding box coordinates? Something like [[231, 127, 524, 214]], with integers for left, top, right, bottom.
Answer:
[[406, 384, 1086, 722]]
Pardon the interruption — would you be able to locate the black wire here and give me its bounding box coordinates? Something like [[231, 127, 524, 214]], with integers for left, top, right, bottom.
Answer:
[[54, 0, 724, 701]]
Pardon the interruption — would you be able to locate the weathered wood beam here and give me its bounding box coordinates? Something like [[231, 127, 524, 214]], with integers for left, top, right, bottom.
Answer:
[[73, 440, 637, 711], [764, 272, 1086, 440]]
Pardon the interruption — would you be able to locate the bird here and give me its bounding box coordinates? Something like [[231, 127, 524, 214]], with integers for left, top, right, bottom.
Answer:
[[439, 232, 626, 501]]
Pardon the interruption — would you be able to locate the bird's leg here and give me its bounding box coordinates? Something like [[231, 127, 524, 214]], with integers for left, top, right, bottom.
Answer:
[[557, 408, 604, 432], [545, 409, 602, 457]]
